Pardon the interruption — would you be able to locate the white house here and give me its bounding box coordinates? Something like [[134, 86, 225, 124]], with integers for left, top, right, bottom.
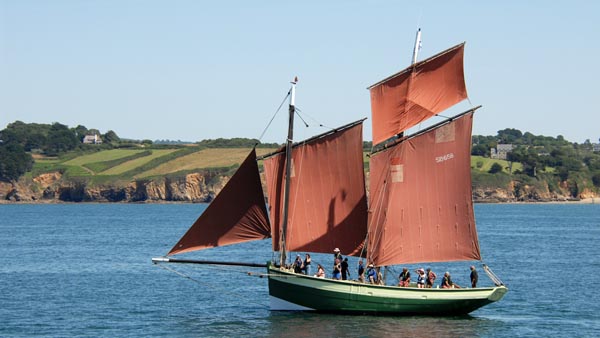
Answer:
[[83, 134, 102, 144], [490, 144, 513, 160]]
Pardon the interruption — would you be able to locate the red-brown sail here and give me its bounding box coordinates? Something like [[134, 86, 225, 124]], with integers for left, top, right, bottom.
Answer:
[[168, 149, 271, 255], [367, 112, 480, 266], [369, 43, 467, 145], [263, 121, 368, 256]]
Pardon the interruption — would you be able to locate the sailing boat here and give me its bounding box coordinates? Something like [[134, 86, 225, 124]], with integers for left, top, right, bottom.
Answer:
[[153, 34, 508, 315]]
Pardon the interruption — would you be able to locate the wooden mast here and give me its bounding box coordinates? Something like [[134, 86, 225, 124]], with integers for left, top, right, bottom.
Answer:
[[279, 77, 297, 267]]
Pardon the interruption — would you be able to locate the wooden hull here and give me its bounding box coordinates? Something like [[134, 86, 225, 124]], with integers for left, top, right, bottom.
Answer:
[[267, 265, 507, 315]]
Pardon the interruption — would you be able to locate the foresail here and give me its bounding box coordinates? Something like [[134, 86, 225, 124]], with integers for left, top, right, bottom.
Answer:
[[367, 112, 480, 266], [167, 149, 271, 255], [369, 43, 467, 145], [263, 121, 368, 256]]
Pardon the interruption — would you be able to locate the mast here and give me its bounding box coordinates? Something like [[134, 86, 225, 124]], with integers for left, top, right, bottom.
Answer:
[[411, 28, 422, 65], [279, 77, 297, 267]]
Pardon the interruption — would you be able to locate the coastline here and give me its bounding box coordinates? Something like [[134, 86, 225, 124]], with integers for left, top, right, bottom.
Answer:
[[1, 198, 597, 205]]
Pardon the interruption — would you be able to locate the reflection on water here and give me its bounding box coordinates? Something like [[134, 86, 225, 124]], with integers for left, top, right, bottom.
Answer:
[[263, 312, 500, 338]]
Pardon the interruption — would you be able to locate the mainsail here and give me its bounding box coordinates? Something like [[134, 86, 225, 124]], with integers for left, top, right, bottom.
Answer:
[[263, 121, 368, 256], [168, 149, 271, 255], [368, 43, 467, 145], [367, 111, 480, 266]]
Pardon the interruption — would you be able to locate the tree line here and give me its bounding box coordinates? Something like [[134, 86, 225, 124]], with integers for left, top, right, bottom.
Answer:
[[2, 122, 599, 189], [0, 121, 277, 181], [471, 128, 600, 189], [0, 121, 122, 181]]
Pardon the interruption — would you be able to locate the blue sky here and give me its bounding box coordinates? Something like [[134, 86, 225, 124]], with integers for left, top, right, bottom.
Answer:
[[1, 1, 598, 143]]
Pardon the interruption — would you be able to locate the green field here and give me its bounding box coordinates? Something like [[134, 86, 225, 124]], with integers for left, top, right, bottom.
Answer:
[[32, 147, 532, 184], [63, 149, 146, 166], [471, 156, 522, 173], [137, 148, 275, 178], [102, 149, 178, 175], [30, 147, 275, 182]]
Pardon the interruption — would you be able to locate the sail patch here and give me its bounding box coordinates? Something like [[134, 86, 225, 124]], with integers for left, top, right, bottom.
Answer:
[[435, 123, 455, 143], [390, 160, 404, 183]]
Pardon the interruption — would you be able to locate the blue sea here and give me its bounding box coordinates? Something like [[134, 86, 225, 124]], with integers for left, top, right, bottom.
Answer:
[[1, 203, 599, 337]]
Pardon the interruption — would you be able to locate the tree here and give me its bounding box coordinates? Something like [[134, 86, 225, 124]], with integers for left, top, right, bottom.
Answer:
[[72, 125, 88, 142], [0, 143, 33, 181], [497, 128, 523, 144], [44, 122, 79, 155], [488, 163, 503, 174], [593, 173, 600, 188], [471, 144, 489, 157], [102, 130, 120, 144]]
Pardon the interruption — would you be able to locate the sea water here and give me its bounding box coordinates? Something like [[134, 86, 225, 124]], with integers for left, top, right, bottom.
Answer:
[[0, 203, 599, 337]]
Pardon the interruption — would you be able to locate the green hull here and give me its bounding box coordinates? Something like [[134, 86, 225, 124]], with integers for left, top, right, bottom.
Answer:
[[267, 266, 507, 315]]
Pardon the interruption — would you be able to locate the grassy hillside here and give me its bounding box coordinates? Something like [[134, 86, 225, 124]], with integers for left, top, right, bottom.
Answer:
[[62, 149, 146, 166], [102, 149, 178, 175], [471, 156, 523, 173], [30, 146, 587, 201], [30, 146, 278, 184], [137, 148, 274, 178], [34, 149, 527, 180]]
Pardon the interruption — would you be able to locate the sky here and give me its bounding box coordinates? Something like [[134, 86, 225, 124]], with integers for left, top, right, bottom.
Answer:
[[1, 1, 599, 144]]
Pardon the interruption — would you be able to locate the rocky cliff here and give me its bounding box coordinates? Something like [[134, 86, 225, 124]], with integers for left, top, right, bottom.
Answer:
[[1, 171, 597, 203], [1, 172, 228, 203]]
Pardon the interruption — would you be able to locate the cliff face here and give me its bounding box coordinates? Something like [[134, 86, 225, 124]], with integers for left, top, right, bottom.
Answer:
[[472, 180, 597, 203], [0, 172, 228, 203], [1, 171, 597, 203]]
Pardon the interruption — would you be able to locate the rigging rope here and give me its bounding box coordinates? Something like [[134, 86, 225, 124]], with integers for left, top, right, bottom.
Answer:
[[293, 107, 310, 128], [257, 91, 290, 144], [155, 263, 270, 309], [295, 107, 335, 132]]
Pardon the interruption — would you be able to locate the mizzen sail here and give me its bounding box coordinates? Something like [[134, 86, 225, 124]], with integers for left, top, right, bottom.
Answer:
[[263, 121, 368, 256], [368, 43, 467, 145], [367, 111, 480, 266], [168, 149, 271, 255]]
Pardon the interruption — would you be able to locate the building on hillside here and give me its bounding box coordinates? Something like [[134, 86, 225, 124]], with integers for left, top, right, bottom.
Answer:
[[83, 134, 102, 144], [593, 143, 600, 152], [490, 144, 513, 160]]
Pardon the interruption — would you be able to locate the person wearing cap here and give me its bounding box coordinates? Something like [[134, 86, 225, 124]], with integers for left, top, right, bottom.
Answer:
[[470, 265, 478, 288], [333, 248, 342, 263], [416, 268, 426, 288], [398, 267, 411, 287], [367, 264, 378, 284]]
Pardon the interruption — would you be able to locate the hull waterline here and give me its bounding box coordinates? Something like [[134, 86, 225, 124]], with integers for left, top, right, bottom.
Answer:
[[267, 265, 507, 315]]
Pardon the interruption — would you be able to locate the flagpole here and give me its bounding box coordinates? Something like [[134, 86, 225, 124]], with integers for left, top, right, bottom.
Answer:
[[412, 28, 422, 65]]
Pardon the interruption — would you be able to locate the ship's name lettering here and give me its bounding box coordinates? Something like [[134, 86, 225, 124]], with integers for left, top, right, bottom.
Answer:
[[435, 153, 454, 163]]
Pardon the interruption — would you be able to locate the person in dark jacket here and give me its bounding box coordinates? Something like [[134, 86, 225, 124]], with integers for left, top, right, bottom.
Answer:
[[341, 258, 350, 280], [470, 265, 479, 288]]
